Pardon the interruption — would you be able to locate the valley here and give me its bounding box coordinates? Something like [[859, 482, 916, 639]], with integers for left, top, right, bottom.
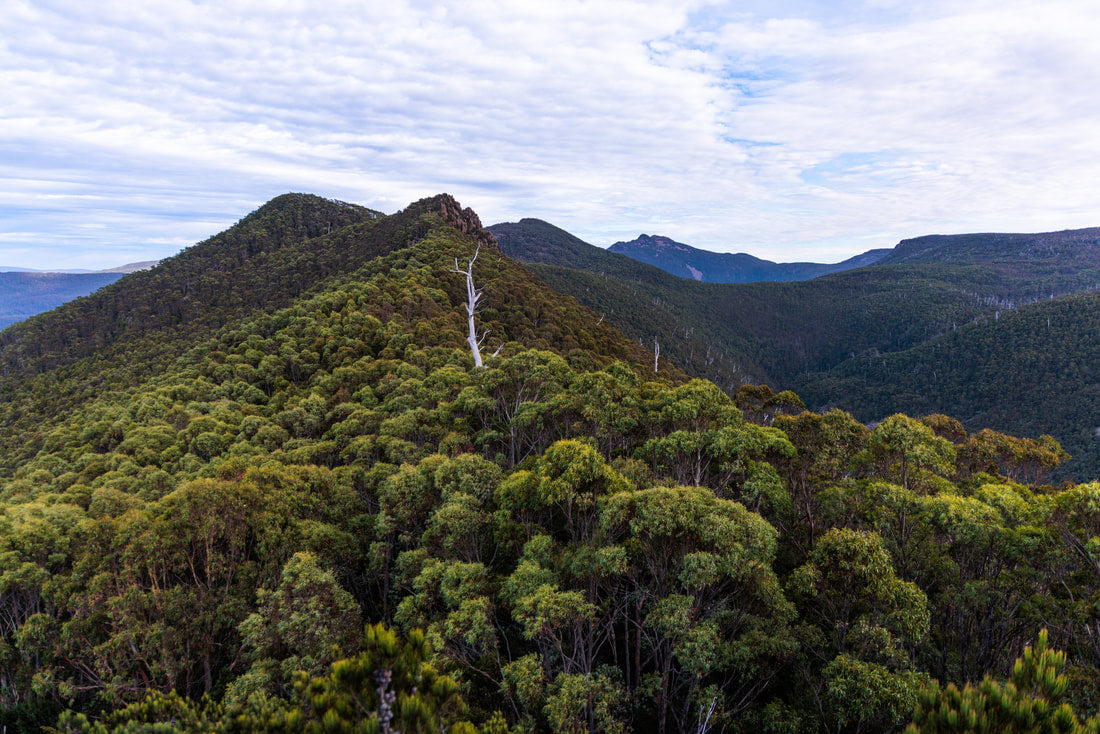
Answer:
[[491, 219, 1100, 479]]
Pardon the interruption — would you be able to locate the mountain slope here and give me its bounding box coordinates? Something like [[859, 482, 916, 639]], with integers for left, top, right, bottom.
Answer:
[[489, 217, 631, 272], [0, 193, 382, 378], [608, 233, 890, 282], [526, 259, 1025, 386], [795, 290, 1100, 478], [0, 195, 688, 723], [0, 195, 665, 476], [878, 227, 1100, 266], [490, 218, 1073, 386], [0, 193, 673, 487]]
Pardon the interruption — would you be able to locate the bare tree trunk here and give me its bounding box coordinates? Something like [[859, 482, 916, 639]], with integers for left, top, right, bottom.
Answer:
[[451, 247, 487, 367]]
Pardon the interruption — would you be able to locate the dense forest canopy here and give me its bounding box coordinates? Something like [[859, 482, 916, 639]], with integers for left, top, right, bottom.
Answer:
[[0, 195, 1098, 733]]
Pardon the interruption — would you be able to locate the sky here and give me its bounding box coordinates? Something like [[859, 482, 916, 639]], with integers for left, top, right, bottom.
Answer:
[[3, 0, 1100, 269]]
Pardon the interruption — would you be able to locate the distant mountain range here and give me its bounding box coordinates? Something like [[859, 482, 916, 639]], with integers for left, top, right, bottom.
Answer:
[[601, 226, 1100, 286], [0, 260, 159, 274], [608, 233, 891, 282], [0, 261, 159, 328]]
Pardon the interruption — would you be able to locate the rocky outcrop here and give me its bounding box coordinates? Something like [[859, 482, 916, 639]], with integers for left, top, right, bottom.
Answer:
[[437, 195, 499, 252]]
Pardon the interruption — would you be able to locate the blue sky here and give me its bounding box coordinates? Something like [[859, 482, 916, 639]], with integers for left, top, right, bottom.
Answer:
[[3, 0, 1100, 269]]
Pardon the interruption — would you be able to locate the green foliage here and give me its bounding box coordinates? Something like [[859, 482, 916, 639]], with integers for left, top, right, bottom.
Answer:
[[228, 552, 361, 702], [859, 414, 956, 492], [907, 630, 1100, 734], [543, 667, 628, 734], [788, 527, 930, 732], [235, 623, 476, 734], [55, 690, 224, 733], [800, 293, 1095, 480], [824, 654, 926, 734]]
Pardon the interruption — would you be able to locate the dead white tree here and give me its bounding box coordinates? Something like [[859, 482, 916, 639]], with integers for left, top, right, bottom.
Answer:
[[653, 336, 660, 373], [450, 246, 498, 368]]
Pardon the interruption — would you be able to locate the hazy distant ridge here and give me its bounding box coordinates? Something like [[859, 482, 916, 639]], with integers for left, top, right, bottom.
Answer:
[[0, 272, 125, 329], [608, 233, 890, 283], [0, 260, 160, 274], [95, 260, 160, 274], [0, 261, 161, 329]]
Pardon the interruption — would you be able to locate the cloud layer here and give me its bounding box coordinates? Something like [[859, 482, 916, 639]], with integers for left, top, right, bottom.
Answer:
[[2, 0, 1099, 267]]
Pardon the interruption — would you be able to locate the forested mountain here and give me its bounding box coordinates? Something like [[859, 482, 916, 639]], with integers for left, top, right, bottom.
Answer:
[[607, 233, 890, 282], [489, 218, 631, 271], [0, 193, 451, 472], [0, 194, 383, 380], [490, 217, 1100, 479], [3, 195, 1100, 734]]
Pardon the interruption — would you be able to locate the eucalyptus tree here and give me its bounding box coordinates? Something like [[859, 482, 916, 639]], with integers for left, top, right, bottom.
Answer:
[[601, 485, 796, 733], [788, 527, 931, 733]]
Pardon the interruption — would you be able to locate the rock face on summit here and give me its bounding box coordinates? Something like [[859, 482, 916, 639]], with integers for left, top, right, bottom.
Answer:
[[436, 195, 498, 252], [609, 234, 889, 283]]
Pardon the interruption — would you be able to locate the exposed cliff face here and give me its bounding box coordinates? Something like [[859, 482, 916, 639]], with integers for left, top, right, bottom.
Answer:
[[436, 195, 499, 252]]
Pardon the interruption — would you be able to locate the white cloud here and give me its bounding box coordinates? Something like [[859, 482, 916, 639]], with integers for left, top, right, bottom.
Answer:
[[680, 0, 1100, 256], [1, 0, 1099, 267]]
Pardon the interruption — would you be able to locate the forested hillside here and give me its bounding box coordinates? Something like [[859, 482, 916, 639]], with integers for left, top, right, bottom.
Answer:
[[492, 218, 1100, 479], [0, 194, 498, 474], [493, 220, 1009, 390], [2, 196, 1100, 733], [795, 290, 1100, 477]]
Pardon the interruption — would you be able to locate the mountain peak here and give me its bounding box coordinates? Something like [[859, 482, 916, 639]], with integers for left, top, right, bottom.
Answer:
[[626, 234, 696, 253], [396, 194, 499, 253], [436, 194, 499, 252]]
